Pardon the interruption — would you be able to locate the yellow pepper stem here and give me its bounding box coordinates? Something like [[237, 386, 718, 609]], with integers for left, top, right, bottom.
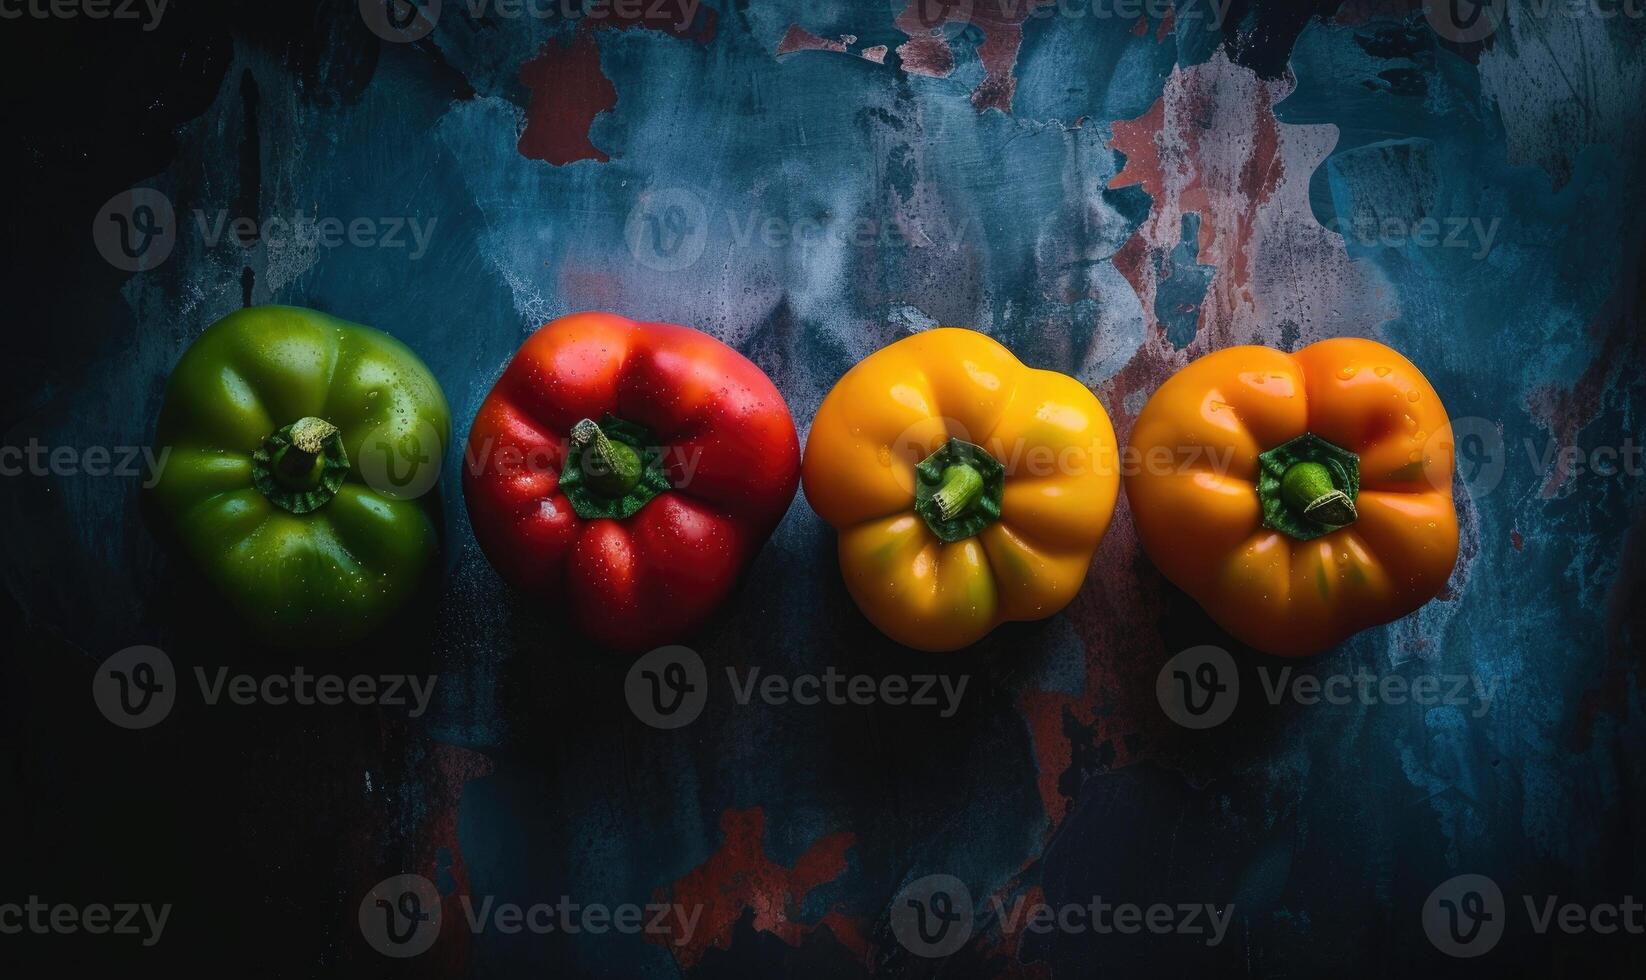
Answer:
[[913, 439, 1005, 543], [1281, 461, 1357, 527], [932, 463, 984, 522]]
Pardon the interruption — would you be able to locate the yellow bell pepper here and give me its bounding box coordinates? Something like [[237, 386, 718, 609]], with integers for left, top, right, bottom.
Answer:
[[1125, 338, 1458, 657], [802, 329, 1119, 651]]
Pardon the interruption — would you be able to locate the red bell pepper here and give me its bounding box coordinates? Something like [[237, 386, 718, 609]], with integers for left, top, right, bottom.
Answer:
[[464, 312, 800, 650]]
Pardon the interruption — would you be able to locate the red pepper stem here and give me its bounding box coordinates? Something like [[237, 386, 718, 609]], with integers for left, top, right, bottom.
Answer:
[[274, 416, 338, 490], [1281, 461, 1356, 527], [570, 418, 643, 498], [932, 463, 984, 522]]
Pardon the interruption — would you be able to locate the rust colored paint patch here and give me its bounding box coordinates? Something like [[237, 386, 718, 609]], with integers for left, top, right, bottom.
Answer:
[[518, 34, 617, 165], [892, 8, 1032, 109], [648, 806, 866, 968], [1108, 54, 1285, 342], [421, 746, 496, 970], [969, 19, 1026, 112], [516, 3, 717, 166], [781, 0, 1056, 111], [894, 32, 955, 77], [1014, 519, 1168, 829], [777, 25, 848, 56], [776, 27, 892, 66]]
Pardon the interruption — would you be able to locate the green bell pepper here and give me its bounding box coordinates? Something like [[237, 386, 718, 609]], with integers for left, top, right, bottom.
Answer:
[[148, 305, 450, 645]]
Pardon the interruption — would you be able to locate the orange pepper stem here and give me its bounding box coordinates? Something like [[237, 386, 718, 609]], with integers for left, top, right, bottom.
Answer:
[[932, 463, 984, 521], [1257, 433, 1360, 541], [570, 418, 643, 498], [1281, 461, 1357, 527]]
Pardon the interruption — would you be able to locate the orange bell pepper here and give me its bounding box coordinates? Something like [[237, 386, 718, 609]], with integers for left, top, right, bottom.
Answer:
[[1125, 338, 1458, 656]]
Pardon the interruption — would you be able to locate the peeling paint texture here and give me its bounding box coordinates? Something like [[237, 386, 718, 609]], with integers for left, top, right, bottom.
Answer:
[[3, 1, 1644, 975]]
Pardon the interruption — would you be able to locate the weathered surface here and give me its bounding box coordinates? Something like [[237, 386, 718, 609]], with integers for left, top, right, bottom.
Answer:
[[3, 1, 1643, 975]]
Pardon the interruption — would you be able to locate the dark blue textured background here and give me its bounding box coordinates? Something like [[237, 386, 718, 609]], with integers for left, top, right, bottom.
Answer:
[[2, 1, 1643, 976]]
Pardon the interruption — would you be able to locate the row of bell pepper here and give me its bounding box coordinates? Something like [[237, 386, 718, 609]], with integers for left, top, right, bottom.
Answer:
[[147, 306, 1458, 658]]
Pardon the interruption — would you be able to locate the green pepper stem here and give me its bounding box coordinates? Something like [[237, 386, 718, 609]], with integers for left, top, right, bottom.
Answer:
[[571, 418, 643, 498], [274, 417, 338, 490], [1281, 461, 1356, 527], [251, 416, 348, 514], [932, 463, 984, 522]]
